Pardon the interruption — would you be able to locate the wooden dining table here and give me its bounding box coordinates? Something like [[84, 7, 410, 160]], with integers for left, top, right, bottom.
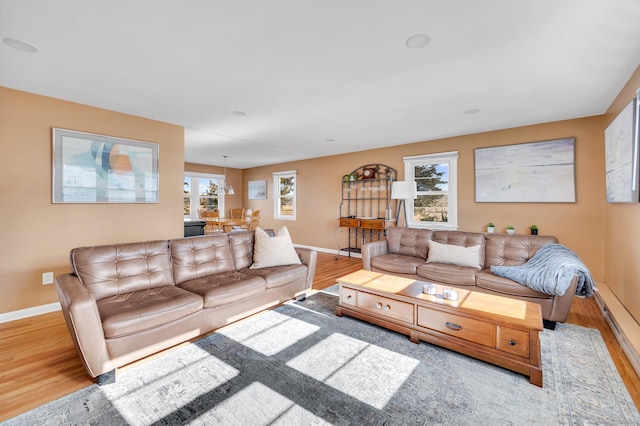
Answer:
[[214, 218, 249, 233]]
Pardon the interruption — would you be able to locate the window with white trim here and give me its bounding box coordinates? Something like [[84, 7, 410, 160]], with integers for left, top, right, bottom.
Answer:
[[273, 170, 296, 220], [184, 172, 226, 219], [404, 151, 458, 229]]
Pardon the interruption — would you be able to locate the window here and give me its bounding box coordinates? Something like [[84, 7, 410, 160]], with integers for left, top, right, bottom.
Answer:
[[403, 151, 458, 229], [184, 172, 226, 219], [273, 170, 296, 220]]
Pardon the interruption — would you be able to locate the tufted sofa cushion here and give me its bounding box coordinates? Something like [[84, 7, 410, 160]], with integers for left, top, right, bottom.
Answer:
[[371, 253, 425, 275], [98, 286, 203, 338], [70, 240, 175, 300], [170, 235, 235, 285], [228, 231, 255, 270], [484, 234, 557, 268], [386, 227, 433, 259]]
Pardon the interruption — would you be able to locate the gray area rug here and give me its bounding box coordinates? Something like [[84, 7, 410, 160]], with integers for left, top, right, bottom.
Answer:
[[4, 286, 639, 425]]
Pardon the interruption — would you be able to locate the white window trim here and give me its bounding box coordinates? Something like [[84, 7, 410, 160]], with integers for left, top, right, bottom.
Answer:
[[273, 170, 297, 221], [184, 172, 226, 220], [403, 151, 458, 230]]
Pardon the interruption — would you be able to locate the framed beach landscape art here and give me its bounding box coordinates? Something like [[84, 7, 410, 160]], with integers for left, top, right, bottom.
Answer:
[[474, 138, 576, 203], [52, 128, 159, 203]]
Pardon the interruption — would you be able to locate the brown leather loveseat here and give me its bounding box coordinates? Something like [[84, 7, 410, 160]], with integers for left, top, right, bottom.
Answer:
[[55, 231, 317, 385], [362, 227, 579, 329]]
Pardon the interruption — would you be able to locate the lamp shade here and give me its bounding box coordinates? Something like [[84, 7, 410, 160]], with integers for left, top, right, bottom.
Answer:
[[391, 181, 417, 199]]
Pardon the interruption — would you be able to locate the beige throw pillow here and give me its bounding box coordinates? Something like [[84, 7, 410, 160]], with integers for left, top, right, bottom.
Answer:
[[250, 226, 301, 269], [426, 240, 482, 269]]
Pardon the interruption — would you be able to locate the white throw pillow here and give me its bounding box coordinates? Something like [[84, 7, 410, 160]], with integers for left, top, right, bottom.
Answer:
[[250, 226, 302, 269], [426, 240, 482, 269]]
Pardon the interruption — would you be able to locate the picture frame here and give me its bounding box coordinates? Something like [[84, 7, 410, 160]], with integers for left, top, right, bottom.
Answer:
[[52, 128, 159, 203], [474, 138, 576, 203], [248, 179, 267, 200], [604, 97, 640, 203]]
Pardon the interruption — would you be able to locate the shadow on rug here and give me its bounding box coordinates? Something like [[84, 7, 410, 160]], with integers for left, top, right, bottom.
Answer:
[[4, 287, 639, 425]]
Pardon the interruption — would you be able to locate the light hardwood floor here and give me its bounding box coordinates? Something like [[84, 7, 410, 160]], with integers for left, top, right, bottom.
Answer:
[[1, 252, 638, 421]]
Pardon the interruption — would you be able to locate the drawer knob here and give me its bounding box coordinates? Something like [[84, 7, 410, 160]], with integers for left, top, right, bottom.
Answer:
[[445, 321, 462, 331], [346, 295, 352, 299], [376, 302, 383, 309], [509, 340, 516, 346], [384, 305, 390, 311]]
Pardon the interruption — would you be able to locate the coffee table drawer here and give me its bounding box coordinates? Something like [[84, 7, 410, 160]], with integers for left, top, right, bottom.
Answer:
[[357, 291, 414, 324], [497, 327, 530, 358], [417, 306, 495, 347], [341, 287, 357, 306]]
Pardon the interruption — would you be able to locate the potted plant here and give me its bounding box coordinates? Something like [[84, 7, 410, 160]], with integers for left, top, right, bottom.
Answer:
[[529, 224, 539, 235], [506, 225, 515, 235], [487, 222, 495, 233]]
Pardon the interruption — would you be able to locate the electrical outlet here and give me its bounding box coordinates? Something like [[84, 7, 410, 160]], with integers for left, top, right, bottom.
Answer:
[[42, 272, 54, 285]]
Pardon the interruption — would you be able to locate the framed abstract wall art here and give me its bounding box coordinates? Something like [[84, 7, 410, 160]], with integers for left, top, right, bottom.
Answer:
[[52, 128, 159, 203], [604, 96, 640, 203], [475, 138, 576, 203]]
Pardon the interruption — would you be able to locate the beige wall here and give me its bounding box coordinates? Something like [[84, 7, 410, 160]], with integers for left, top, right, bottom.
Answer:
[[603, 65, 640, 323], [0, 87, 185, 314], [244, 116, 606, 283]]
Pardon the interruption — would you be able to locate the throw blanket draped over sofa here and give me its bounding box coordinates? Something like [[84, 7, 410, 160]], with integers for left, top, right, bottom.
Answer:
[[490, 243, 595, 297]]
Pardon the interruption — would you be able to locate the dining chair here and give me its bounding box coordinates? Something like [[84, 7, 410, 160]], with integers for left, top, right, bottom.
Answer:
[[238, 208, 253, 230], [199, 209, 221, 234], [229, 208, 245, 219], [248, 209, 261, 231]]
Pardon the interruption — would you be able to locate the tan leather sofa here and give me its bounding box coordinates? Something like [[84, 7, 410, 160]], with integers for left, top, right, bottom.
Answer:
[[55, 231, 317, 385], [362, 227, 578, 329]]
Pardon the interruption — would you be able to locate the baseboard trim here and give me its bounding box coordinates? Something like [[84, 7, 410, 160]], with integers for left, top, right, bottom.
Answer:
[[0, 302, 61, 324], [594, 284, 640, 377]]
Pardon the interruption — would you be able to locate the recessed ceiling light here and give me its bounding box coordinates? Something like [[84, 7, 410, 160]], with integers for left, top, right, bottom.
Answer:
[[405, 34, 431, 49], [232, 111, 247, 116], [3, 38, 39, 53], [464, 108, 480, 115]]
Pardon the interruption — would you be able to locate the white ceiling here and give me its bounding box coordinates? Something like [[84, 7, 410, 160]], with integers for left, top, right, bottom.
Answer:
[[2, 1, 640, 169]]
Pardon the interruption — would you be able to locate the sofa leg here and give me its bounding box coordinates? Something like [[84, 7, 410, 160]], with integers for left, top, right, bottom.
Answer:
[[296, 293, 307, 302], [543, 320, 557, 330], [97, 370, 115, 386]]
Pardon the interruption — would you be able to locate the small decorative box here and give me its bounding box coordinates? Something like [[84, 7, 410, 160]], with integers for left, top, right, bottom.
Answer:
[[443, 288, 459, 301]]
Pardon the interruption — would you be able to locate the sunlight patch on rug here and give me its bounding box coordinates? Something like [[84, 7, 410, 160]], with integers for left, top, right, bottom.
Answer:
[[287, 332, 420, 409], [194, 381, 331, 425], [217, 310, 320, 356], [100, 346, 239, 425]]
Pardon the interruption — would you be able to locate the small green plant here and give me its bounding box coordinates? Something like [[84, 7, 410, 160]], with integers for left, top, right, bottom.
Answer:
[[529, 224, 538, 230], [506, 225, 514, 230], [487, 222, 495, 227]]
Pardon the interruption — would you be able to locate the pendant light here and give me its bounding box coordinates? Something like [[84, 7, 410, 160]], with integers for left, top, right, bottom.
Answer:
[[222, 155, 235, 195]]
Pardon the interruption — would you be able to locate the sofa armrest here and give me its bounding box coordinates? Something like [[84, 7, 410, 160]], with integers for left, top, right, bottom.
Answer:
[[296, 247, 318, 290], [548, 273, 580, 323], [55, 273, 111, 378], [361, 240, 389, 270]]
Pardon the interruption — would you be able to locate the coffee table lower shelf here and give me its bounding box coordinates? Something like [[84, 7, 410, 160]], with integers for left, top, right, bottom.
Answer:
[[335, 273, 543, 387]]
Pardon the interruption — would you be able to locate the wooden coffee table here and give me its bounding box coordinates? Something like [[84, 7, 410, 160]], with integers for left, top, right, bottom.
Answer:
[[335, 270, 544, 387]]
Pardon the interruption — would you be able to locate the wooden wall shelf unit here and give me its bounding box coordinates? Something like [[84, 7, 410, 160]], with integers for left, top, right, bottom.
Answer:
[[337, 164, 397, 257]]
